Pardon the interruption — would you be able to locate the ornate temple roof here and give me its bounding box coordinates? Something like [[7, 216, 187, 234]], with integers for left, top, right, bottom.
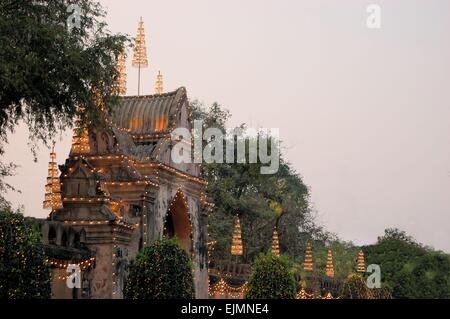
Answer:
[[112, 87, 187, 135]]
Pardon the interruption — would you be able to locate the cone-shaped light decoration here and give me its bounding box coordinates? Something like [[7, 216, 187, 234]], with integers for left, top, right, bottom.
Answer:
[[71, 108, 90, 154], [115, 51, 127, 95], [43, 150, 63, 211], [231, 217, 243, 256], [326, 249, 335, 277], [303, 240, 313, 272], [132, 17, 148, 96], [271, 228, 280, 257], [357, 250, 366, 273], [154, 70, 163, 94]]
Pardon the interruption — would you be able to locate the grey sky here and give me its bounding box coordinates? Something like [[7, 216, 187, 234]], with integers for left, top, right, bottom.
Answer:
[[4, 0, 450, 251]]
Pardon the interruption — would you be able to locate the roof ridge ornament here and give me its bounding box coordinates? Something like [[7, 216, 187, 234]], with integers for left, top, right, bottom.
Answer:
[[132, 17, 149, 96], [154, 70, 163, 95]]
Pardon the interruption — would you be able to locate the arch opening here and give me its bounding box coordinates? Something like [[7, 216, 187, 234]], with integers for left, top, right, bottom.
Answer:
[[163, 190, 192, 252]]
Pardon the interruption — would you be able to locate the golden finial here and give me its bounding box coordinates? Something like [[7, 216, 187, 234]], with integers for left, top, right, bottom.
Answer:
[[154, 70, 163, 94], [71, 108, 90, 154], [303, 240, 313, 272], [271, 227, 280, 257], [357, 250, 366, 273], [231, 216, 243, 256], [132, 17, 149, 96], [326, 249, 335, 277], [115, 51, 127, 95], [43, 147, 63, 211]]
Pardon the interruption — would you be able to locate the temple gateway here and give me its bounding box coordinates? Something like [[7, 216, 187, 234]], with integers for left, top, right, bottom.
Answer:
[[41, 87, 211, 299]]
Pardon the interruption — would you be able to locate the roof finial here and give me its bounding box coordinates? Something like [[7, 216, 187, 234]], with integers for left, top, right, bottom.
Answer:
[[357, 249, 366, 273], [271, 227, 280, 257], [115, 50, 127, 95], [303, 240, 313, 272], [154, 70, 163, 95], [43, 149, 63, 211], [326, 249, 335, 277], [71, 108, 90, 154], [132, 17, 149, 96], [231, 216, 243, 256]]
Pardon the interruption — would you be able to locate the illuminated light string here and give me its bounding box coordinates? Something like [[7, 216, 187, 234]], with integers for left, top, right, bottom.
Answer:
[[112, 238, 118, 296], [296, 289, 338, 300], [209, 278, 247, 299], [63, 219, 136, 230], [69, 153, 206, 185], [46, 257, 95, 271]]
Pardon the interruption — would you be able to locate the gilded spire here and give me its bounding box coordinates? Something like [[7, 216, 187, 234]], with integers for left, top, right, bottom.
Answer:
[[326, 249, 335, 277], [132, 17, 149, 96], [71, 108, 90, 154], [154, 70, 163, 95], [132, 17, 148, 68], [115, 51, 127, 95], [303, 240, 313, 272], [231, 216, 243, 256], [271, 227, 280, 257], [357, 250, 366, 273], [43, 149, 63, 211]]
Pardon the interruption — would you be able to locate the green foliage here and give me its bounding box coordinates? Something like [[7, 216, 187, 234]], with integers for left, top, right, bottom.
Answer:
[[246, 252, 296, 299], [365, 228, 450, 299], [0, 209, 51, 299], [0, 0, 129, 204], [124, 239, 195, 299], [190, 100, 330, 263]]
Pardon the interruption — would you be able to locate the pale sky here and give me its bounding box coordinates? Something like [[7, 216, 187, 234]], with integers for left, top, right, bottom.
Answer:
[[3, 0, 450, 252]]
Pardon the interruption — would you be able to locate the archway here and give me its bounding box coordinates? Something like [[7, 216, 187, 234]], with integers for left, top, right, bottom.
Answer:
[[163, 190, 192, 252]]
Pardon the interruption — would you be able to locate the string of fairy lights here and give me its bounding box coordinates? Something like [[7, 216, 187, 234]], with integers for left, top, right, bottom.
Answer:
[[46, 257, 95, 281], [209, 278, 247, 299]]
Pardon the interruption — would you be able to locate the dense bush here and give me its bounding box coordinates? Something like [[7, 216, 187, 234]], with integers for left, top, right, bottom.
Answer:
[[124, 238, 195, 299], [246, 252, 297, 299]]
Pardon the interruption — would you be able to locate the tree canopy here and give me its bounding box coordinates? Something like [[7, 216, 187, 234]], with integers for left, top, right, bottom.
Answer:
[[364, 228, 450, 299], [0, 208, 51, 298], [190, 100, 330, 264], [0, 0, 129, 204]]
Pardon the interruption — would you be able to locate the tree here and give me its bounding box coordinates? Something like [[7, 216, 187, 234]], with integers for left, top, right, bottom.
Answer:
[[0, 209, 51, 299], [190, 100, 330, 264], [124, 239, 195, 299], [0, 0, 129, 204], [246, 252, 297, 299]]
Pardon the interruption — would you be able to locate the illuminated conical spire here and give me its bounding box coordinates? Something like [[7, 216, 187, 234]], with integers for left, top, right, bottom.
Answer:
[[231, 217, 243, 256], [154, 70, 163, 95], [357, 250, 365, 273], [43, 149, 63, 211], [71, 108, 90, 154], [303, 240, 313, 272], [132, 17, 148, 96], [326, 249, 335, 277], [271, 227, 280, 257], [115, 51, 127, 95]]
